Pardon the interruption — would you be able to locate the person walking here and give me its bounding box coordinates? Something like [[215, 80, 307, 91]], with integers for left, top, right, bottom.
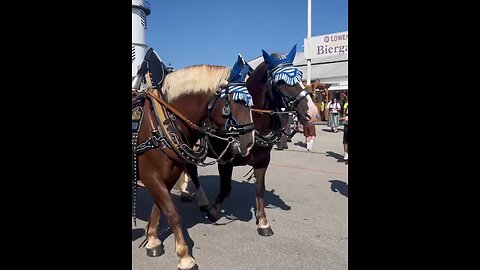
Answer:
[[327, 98, 341, 132]]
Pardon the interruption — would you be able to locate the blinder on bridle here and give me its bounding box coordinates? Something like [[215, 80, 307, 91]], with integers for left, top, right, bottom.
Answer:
[[222, 82, 255, 136], [222, 85, 232, 118], [208, 82, 255, 137], [132, 48, 169, 92], [267, 63, 312, 112], [215, 56, 255, 136]]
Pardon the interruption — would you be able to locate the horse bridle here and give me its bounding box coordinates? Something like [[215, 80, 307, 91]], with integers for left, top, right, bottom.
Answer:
[[207, 82, 255, 137], [204, 82, 255, 163], [267, 64, 312, 114], [252, 64, 312, 147], [278, 87, 311, 112]]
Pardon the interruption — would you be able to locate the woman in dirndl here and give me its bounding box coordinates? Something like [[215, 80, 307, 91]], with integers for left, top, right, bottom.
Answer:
[[327, 98, 341, 132]]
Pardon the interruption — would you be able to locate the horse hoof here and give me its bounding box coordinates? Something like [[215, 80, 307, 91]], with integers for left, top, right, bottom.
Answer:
[[146, 244, 165, 257], [257, 227, 274, 237], [207, 212, 220, 222], [178, 264, 198, 270], [199, 205, 209, 213], [181, 196, 193, 202]]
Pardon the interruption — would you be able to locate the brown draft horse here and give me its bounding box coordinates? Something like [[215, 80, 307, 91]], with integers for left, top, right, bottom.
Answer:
[[134, 63, 255, 270], [146, 45, 319, 241], [198, 46, 319, 236]]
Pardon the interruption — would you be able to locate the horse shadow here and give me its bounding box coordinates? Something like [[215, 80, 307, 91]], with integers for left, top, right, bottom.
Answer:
[[132, 174, 291, 256], [326, 151, 345, 162], [294, 141, 307, 149], [329, 180, 348, 198], [321, 128, 343, 132]]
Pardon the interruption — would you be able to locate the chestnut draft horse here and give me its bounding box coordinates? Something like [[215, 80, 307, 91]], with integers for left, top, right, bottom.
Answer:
[[132, 52, 255, 270]]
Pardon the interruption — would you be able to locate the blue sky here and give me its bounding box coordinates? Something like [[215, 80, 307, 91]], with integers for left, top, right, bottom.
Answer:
[[145, 0, 348, 69]]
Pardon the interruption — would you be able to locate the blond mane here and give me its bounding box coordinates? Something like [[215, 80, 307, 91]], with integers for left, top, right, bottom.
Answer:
[[161, 65, 231, 102]]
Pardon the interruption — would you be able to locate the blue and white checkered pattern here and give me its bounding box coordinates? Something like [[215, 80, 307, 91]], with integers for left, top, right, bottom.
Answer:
[[220, 85, 253, 107], [270, 66, 303, 86]]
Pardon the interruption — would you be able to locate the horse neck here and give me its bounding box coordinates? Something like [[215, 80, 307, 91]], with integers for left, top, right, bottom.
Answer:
[[171, 93, 211, 122], [248, 64, 272, 111], [137, 92, 211, 158], [247, 66, 274, 133], [168, 92, 212, 143]]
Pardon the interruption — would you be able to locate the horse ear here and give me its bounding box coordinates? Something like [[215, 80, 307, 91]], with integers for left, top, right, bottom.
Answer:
[[229, 54, 246, 82], [262, 49, 273, 66], [233, 54, 244, 69], [285, 44, 297, 63], [237, 65, 250, 81], [238, 54, 253, 74], [238, 53, 246, 66]]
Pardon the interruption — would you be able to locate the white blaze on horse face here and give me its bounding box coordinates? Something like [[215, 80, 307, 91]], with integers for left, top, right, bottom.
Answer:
[[306, 95, 318, 123], [298, 81, 306, 89]]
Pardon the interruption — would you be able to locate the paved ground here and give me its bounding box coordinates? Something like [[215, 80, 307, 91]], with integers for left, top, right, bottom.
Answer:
[[132, 122, 348, 270]]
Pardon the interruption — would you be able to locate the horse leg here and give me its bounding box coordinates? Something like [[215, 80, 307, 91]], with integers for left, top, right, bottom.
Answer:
[[144, 177, 196, 270], [145, 203, 165, 257], [254, 167, 274, 236], [175, 171, 193, 202], [207, 163, 233, 222], [185, 163, 209, 212]]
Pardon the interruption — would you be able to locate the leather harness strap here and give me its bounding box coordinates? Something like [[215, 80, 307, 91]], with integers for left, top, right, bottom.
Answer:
[[145, 90, 204, 133]]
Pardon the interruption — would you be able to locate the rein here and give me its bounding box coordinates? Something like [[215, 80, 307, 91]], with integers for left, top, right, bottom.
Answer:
[[252, 108, 293, 115], [145, 90, 204, 133], [138, 91, 212, 166], [203, 85, 255, 164], [252, 106, 294, 147]]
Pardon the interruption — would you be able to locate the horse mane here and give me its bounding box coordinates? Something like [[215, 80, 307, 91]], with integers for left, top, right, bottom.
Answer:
[[161, 65, 231, 102]]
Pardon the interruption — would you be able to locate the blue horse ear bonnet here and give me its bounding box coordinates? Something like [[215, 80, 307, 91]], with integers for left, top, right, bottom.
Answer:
[[220, 54, 254, 107], [261, 45, 303, 86], [262, 44, 297, 71], [228, 54, 252, 84]]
